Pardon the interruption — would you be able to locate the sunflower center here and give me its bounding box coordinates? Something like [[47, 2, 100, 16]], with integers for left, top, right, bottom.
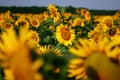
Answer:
[[5, 23, 12, 29], [32, 20, 38, 26], [61, 28, 71, 41], [19, 21, 26, 26], [108, 29, 116, 37]]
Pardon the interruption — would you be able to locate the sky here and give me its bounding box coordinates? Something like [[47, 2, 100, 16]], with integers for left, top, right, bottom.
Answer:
[[0, 0, 120, 10]]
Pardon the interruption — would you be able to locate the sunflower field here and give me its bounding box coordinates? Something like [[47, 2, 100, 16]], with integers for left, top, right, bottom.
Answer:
[[0, 4, 120, 80]]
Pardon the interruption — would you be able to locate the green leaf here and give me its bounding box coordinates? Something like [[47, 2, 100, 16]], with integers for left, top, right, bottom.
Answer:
[[44, 36, 50, 43]]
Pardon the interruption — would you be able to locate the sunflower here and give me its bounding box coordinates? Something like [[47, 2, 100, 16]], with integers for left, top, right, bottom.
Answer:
[[1, 21, 13, 30], [114, 11, 120, 19], [27, 30, 40, 47], [18, 27, 40, 48], [15, 18, 29, 28], [0, 16, 4, 24], [55, 24, 75, 46], [29, 18, 40, 28], [68, 36, 109, 80], [88, 23, 108, 43], [48, 4, 58, 13], [106, 35, 120, 64], [80, 8, 91, 21], [35, 13, 48, 23], [67, 58, 87, 80], [61, 12, 72, 19], [0, 27, 43, 80], [0, 29, 19, 58], [73, 18, 85, 27], [106, 28, 120, 40], [47, 4, 61, 22], [102, 16, 113, 28], [35, 45, 61, 56]]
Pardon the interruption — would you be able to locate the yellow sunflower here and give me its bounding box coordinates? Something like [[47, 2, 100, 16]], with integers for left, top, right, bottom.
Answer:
[[55, 24, 75, 46], [15, 18, 29, 28], [80, 8, 91, 21], [102, 16, 114, 28], [1, 21, 13, 30], [27, 30, 40, 47], [73, 18, 85, 27], [88, 23, 108, 43], [35, 45, 61, 56], [113, 11, 120, 19], [47, 4, 61, 22], [106, 35, 120, 64], [18, 27, 40, 48], [0, 27, 43, 80], [0, 16, 4, 24], [29, 18, 40, 28], [67, 58, 87, 80], [107, 28, 120, 40], [68, 36, 109, 80]]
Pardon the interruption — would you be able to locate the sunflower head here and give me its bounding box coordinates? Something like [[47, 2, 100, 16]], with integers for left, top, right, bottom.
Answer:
[[15, 19, 29, 28], [29, 18, 40, 28], [48, 4, 58, 13], [2, 21, 13, 30], [47, 4, 61, 22], [55, 24, 75, 46], [103, 16, 113, 28], [27, 30, 40, 48], [35, 45, 62, 56], [80, 9, 91, 21], [73, 18, 85, 27]]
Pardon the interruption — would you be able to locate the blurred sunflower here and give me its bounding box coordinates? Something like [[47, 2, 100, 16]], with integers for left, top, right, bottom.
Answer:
[[0, 27, 43, 80], [48, 4, 61, 22], [80, 8, 91, 21], [3, 11, 14, 22], [67, 58, 87, 80], [15, 18, 29, 28], [35, 45, 61, 56], [68, 35, 109, 80], [26, 30, 40, 48], [61, 12, 72, 20], [1, 21, 13, 30], [106, 35, 120, 64], [106, 28, 120, 40], [18, 27, 40, 48], [35, 13, 48, 23], [29, 18, 40, 28], [0, 16, 4, 24], [55, 24, 75, 46], [73, 18, 85, 27], [88, 23, 107, 43], [102, 16, 114, 28]]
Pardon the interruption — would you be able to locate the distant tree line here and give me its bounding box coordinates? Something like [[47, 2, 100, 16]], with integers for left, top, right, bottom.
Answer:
[[0, 6, 119, 15]]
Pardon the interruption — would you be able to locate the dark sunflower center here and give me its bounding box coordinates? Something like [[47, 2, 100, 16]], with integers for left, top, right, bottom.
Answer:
[[108, 29, 116, 37], [32, 20, 38, 26], [61, 28, 71, 41], [5, 23, 12, 29], [19, 21, 27, 26]]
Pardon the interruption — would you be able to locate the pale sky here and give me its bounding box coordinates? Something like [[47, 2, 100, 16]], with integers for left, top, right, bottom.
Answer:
[[0, 0, 120, 10]]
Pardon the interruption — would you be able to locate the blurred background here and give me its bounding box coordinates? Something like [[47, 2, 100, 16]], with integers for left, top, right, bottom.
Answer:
[[0, 0, 120, 10]]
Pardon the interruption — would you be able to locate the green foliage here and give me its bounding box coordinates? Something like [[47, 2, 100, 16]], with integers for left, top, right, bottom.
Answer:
[[38, 52, 69, 80], [0, 66, 4, 80]]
